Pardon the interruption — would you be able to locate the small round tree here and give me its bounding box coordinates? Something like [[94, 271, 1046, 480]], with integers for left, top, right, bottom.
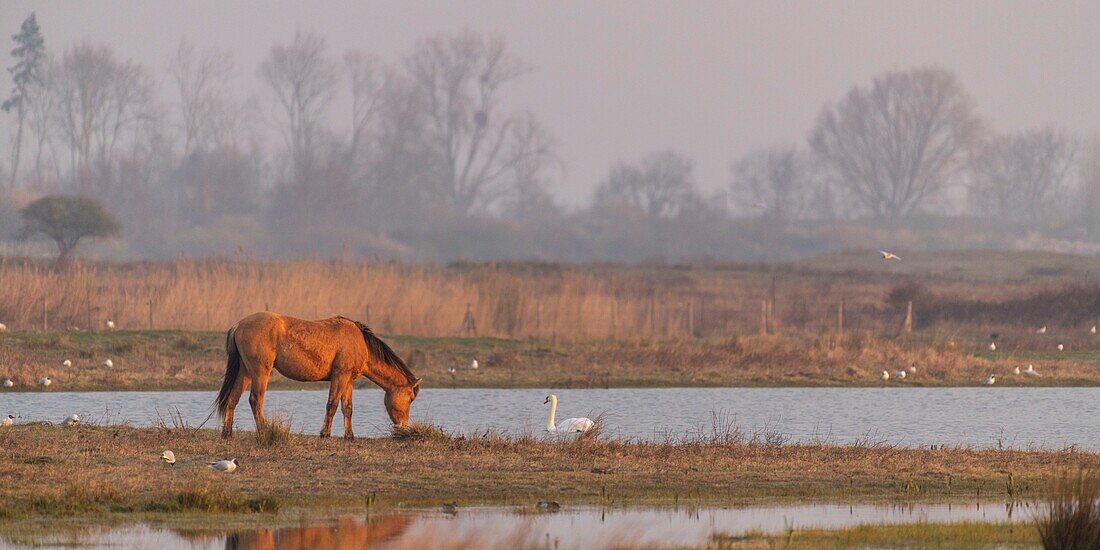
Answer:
[[16, 195, 121, 263]]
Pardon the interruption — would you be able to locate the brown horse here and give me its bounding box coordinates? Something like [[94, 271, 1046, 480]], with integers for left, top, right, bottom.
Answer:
[[215, 312, 420, 439]]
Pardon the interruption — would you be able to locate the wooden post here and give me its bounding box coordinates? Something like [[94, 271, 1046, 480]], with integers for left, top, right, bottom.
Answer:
[[364, 305, 371, 325], [148, 300, 154, 329], [687, 300, 695, 337], [650, 296, 657, 337], [903, 300, 913, 337], [760, 300, 768, 335], [609, 299, 617, 339], [837, 297, 845, 335], [42, 298, 48, 332], [535, 300, 542, 338]]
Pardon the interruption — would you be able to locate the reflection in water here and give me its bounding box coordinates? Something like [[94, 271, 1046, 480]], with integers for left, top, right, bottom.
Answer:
[[225, 515, 412, 550], [4, 503, 1038, 550]]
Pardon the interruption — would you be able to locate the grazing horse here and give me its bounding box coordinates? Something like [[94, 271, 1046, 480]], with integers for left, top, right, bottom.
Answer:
[[215, 312, 420, 439]]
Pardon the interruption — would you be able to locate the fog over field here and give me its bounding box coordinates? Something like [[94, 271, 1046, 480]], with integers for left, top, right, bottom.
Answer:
[[1, 1, 1100, 262]]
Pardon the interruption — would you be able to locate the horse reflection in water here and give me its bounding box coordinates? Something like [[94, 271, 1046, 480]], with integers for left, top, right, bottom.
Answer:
[[223, 515, 412, 550]]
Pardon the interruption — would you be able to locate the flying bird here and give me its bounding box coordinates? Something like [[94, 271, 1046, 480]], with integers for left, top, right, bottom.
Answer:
[[1036, 326, 1047, 334], [752, 202, 767, 210], [62, 359, 72, 367], [2, 415, 13, 427], [161, 450, 176, 466], [879, 250, 901, 261], [38, 377, 51, 387], [983, 374, 996, 386], [208, 458, 238, 472], [63, 414, 79, 426]]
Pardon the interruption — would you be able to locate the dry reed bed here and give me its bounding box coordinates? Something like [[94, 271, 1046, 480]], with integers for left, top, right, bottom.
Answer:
[[0, 258, 1061, 339], [0, 424, 1097, 520]]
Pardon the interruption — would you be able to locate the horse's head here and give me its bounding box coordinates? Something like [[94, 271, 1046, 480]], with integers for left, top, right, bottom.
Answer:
[[384, 378, 421, 427]]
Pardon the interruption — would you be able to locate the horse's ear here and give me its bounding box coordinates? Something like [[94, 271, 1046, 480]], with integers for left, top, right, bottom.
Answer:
[[412, 378, 422, 396]]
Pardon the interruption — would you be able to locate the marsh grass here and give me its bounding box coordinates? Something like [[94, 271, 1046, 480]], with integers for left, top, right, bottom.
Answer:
[[1036, 469, 1100, 549], [254, 414, 293, 447]]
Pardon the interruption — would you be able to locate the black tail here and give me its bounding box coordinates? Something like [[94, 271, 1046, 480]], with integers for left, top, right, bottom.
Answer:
[[215, 327, 241, 419]]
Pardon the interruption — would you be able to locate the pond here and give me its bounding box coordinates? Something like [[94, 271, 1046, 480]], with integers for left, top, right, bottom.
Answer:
[[1, 387, 1098, 449], [4, 502, 1034, 549]]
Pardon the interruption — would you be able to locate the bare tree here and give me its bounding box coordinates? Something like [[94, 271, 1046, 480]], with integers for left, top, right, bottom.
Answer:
[[595, 149, 697, 218], [968, 128, 1077, 226], [730, 144, 820, 221], [167, 40, 233, 156], [810, 66, 981, 217], [52, 42, 155, 191], [343, 50, 388, 163], [259, 31, 339, 181], [405, 31, 548, 213]]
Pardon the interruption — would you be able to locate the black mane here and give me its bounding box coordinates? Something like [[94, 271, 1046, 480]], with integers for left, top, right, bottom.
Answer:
[[339, 316, 416, 385]]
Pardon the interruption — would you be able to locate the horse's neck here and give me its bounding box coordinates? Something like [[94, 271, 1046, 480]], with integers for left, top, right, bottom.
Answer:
[[361, 362, 409, 391]]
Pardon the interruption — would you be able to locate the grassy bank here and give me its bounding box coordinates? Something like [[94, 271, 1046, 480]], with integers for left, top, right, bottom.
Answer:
[[0, 424, 1095, 521], [2, 329, 1100, 391]]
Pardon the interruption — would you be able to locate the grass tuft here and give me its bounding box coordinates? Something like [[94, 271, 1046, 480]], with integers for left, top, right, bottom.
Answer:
[[391, 421, 451, 442], [1037, 469, 1100, 548], [255, 414, 293, 447]]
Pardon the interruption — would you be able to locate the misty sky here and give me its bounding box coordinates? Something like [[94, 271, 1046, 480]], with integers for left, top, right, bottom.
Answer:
[[3, 1, 1100, 205]]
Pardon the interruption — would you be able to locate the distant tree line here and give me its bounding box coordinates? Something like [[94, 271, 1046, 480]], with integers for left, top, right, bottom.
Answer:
[[2, 13, 1098, 262]]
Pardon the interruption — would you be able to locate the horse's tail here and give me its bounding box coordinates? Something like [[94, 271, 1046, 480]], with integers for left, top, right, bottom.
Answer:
[[215, 326, 241, 419]]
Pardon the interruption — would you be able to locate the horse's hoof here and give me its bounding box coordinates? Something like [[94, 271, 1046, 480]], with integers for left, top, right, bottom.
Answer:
[[344, 433, 355, 441], [319, 432, 330, 439]]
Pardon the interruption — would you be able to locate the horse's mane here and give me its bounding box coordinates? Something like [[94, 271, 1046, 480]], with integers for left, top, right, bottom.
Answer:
[[339, 316, 417, 385]]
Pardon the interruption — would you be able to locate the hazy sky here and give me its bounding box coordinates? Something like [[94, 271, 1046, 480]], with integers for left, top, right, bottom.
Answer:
[[3, 1, 1100, 205]]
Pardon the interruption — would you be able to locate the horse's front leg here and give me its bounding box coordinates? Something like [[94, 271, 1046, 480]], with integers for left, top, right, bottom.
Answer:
[[320, 379, 341, 438], [341, 379, 355, 441]]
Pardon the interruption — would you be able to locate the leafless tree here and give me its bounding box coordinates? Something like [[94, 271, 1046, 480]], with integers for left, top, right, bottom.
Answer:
[[968, 128, 1077, 225], [167, 40, 234, 156], [596, 149, 697, 218], [810, 66, 981, 217], [52, 42, 155, 191], [405, 31, 550, 213], [343, 50, 388, 163], [259, 31, 339, 181], [730, 144, 822, 221]]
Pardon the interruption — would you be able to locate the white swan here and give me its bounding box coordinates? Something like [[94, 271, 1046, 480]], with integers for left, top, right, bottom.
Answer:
[[544, 394, 594, 434]]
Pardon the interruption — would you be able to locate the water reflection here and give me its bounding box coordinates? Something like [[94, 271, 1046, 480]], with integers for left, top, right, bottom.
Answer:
[[6, 503, 1037, 550]]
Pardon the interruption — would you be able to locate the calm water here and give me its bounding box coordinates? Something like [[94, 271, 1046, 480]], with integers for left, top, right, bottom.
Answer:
[[1, 387, 1098, 448], [4, 503, 1033, 549]]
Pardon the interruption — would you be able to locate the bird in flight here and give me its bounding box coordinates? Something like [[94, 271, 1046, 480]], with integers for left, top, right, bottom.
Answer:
[[879, 250, 901, 261]]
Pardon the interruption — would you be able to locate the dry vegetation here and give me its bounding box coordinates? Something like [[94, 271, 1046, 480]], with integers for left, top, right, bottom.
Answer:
[[0, 423, 1098, 522], [3, 328, 1100, 391]]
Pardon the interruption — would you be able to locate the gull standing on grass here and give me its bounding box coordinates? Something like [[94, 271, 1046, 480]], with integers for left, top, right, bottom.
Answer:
[[2, 379, 12, 388], [38, 377, 51, 387], [470, 359, 479, 370], [161, 451, 176, 466], [880, 370, 890, 381], [1092, 325, 1097, 334], [208, 458, 238, 472], [106, 319, 115, 331], [64, 414, 79, 426], [1057, 343, 1065, 352], [2, 415, 13, 427], [102, 359, 113, 368], [1025, 364, 1042, 377], [1013, 366, 1021, 375], [983, 374, 996, 386], [893, 370, 907, 380], [62, 359, 71, 367], [1036, 326, 1047, 334], [988, 342, 997, 351]]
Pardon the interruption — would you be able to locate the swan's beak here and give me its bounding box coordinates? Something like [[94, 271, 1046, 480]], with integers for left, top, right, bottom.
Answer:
[[543, 396, 550, 404]]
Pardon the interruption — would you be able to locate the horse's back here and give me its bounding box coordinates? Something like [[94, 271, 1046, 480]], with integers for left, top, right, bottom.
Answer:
[[231, 312, 360, 382]]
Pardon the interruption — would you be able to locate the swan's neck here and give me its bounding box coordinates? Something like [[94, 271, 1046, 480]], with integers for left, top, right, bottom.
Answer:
[[546, 396, 557, 431]]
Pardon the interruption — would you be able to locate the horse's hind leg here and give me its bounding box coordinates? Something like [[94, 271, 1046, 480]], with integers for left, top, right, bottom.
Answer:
[[320, 379, 341, 438], [249, 370, 270, 431], [340, 380, 355, 441], [222, 374, 251, 438]]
